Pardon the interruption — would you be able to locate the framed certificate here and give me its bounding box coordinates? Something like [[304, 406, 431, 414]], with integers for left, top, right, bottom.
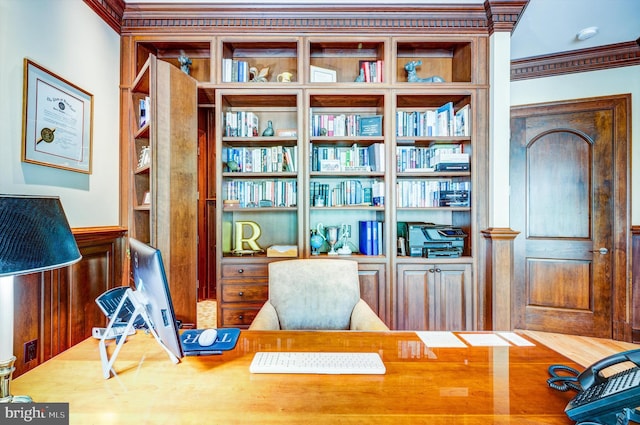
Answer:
[[22, 59, 94, 173]]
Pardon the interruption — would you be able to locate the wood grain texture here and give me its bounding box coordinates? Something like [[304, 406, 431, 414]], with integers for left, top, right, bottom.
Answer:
[[13, 330, 578, 424]]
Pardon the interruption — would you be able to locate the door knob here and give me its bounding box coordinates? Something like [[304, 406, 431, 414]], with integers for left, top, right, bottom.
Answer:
[[590, 247, 609, 255]]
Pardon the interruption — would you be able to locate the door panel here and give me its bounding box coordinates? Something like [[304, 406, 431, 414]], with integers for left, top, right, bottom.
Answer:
[[510, 97, 627, 338]]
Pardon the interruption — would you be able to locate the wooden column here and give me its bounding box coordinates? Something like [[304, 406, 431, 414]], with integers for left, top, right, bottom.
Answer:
[[481, 228, 519, 330]]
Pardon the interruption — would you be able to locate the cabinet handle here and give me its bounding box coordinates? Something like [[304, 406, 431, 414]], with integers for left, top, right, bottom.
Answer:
[[237, 268, 244, 274], [435, 268, 441, 273], [428, 268, 435, 273], [238, 291, 244, 297], [428, 268, 442, 273]]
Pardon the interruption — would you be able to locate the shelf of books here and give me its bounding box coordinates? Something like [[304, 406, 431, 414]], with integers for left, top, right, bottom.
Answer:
[[394, 92, 473, 259], [217, 89, 303, 258], [307, 91, 388, 259], [130, 57, 152, 244]]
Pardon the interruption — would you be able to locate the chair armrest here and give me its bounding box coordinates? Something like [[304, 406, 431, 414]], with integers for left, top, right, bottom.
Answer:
[[248, 301, 281, 330], [350, 299, 389, 331]]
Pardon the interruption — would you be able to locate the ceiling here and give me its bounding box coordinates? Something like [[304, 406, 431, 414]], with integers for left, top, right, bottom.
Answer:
[[122, 0, 640, 60]]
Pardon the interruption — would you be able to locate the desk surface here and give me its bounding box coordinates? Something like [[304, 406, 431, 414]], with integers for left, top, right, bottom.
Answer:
[[12, 331, 577, 424]]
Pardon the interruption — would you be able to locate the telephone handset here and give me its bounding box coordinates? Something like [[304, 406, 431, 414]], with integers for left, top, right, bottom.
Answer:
[[547, 349, 640, 424]]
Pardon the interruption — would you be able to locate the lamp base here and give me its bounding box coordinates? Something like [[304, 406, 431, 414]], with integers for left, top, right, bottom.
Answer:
[[0, 356, 32, 403]]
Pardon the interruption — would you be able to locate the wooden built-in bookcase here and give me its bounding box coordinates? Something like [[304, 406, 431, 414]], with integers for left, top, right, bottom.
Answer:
[[118, 3, 526, 331]]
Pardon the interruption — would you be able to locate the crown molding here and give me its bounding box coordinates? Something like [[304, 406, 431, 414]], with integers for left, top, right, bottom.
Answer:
[[83, 0, 125, 34], [484, 0, 528, 34], [511, 41, 640, 81], [84, 1, 527, 35]]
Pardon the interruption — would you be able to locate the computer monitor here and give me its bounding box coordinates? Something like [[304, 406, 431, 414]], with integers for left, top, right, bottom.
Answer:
[[128, 237, 184, 361]]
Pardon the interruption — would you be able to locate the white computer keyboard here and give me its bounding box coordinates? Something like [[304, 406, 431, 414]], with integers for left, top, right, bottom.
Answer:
[[249, 351, 386, 375]]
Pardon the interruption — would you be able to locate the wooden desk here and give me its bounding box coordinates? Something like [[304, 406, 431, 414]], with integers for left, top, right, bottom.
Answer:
[[12, 331, 577, 424]]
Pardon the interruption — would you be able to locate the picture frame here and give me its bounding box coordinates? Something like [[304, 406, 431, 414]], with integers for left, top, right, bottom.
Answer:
[[22, 59, 93, 174], [310, 65, 337, 83], [358, 114, 383, 136]]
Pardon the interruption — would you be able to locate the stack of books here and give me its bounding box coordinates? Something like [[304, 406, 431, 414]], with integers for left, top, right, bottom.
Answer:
[[359, 220, 383, 255]]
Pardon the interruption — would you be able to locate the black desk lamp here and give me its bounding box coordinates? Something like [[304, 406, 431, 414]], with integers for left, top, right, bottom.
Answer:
[[0, 195, 81, 403]]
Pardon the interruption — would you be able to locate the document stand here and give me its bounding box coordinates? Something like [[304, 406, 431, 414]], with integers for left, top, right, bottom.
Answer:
[[98, 288, 179, 379]]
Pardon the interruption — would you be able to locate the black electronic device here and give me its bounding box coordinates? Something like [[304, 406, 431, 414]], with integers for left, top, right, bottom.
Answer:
[[95, 286, 147, 330], [547, 349, 640, 424], [397, 222, 466, 258]]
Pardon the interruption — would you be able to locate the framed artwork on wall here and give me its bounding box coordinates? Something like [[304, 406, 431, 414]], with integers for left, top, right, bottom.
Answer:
[[22, 59, 93, 174]]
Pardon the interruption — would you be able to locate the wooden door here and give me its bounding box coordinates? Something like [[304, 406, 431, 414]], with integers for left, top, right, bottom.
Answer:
[[510, 96, 629, 338]]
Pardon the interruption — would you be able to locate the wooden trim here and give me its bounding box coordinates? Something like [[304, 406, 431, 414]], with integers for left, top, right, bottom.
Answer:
[[83, 0, 124, 34], [511, 41, 640, 81], [481, 228, 519, 331], [119, 1, 526, 35], [72, 226, 127, 243], [484, 0, 528, 34]]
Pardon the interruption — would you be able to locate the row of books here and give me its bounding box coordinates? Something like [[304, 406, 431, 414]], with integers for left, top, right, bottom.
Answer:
[[224, 111, 260, 137], [310, 180, 384, 207], [223, 146, 297, 173], [311, 143, 384, 172], [138, 96, 150, 128], [221, 59, 251, 83], [223, 179, 297, 208], [310, 113, 383, 137], [396, 103, 470, 137], [396, 180, 470, 208], [396, 143, 467, 172], [358, 60, 384, 83], [359, 220, 383, 255]]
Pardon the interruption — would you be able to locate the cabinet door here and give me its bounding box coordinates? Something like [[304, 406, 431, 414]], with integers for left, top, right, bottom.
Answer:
[[434, 263, 472, 331], [358, 263, 386, 324], [396, 265, 433, 330], [396, 263, 472, 330]]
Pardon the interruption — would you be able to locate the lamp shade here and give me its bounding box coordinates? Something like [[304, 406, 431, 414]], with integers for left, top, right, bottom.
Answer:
[[0, 195, 81, 277]]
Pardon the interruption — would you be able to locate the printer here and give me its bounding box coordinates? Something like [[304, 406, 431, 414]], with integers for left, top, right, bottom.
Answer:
[[397, 222, 467, 258]]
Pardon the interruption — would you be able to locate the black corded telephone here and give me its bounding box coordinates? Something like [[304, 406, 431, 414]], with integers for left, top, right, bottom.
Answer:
[[547, 349, 640, 424]]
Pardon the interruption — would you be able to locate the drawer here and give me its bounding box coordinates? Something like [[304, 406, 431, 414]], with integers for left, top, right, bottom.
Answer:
[[221, 263, 269, 278], [221, 307, 260, 327], [222, 283, 268, 303]]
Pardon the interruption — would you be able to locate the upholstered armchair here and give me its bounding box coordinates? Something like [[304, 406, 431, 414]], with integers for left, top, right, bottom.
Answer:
[[248, 259, 389, 331]]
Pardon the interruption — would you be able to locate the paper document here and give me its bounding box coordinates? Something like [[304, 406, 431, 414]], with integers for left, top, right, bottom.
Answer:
[[415, 331, 467, 348]]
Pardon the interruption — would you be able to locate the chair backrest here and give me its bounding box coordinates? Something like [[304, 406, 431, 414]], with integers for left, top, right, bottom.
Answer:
[[268, 259, 361, 330]]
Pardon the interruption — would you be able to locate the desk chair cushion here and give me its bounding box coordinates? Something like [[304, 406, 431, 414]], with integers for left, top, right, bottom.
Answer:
[[268, 259, 360, 330]]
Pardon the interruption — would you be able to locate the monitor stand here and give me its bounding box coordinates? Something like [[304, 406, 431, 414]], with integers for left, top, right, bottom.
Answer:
[[98, 288, 179, 379]]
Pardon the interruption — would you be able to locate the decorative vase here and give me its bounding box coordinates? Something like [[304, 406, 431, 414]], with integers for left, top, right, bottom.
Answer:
[[262, 120, 274, 136]]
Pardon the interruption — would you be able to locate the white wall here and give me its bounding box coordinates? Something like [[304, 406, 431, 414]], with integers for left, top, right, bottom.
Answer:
[[510, 66, 640, 225], [0, 0, 121, 227]]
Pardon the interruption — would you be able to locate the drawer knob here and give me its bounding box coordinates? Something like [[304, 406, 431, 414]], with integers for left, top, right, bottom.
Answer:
[[238, 315, 244, 320], [237, 268, 244, 274], [238, 291, 244, 297]]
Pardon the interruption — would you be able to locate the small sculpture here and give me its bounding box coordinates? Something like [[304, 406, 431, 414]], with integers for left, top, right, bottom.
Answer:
[[262, 120, 274, 137], [404, 60, 445, 83], [178, 51, 192, 75], [249, 66, 270, 83]]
